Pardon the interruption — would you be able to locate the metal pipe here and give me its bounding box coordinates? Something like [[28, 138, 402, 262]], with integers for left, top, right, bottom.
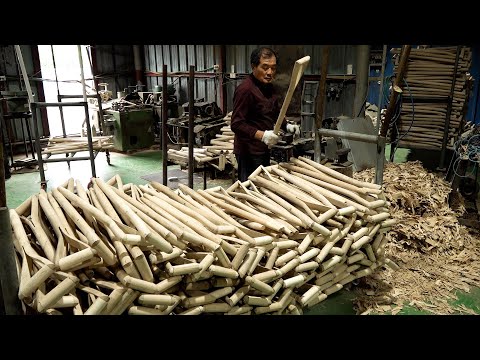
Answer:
[[438, 45, 462, 171], [0, 207, 23, 314], [374, 45, 388, 185], [380, 45, 411, 138], [162, 64, 168, 185], [58, 94, 98, 99], [29, 46, 49, 138], [14, 46, 34, 106], [77, 46, 96, 179], [188, 65, 195, 188], [30, 102, 87, 108], [1, 110, 14, 165], [375, 45, 388, 135], [51, 46, 67, 138], [353, 45, 371, 118], [318, 128, 378, 144], [82, 103, 96, 178], [133, 45, 144, 87], [219, 45, 227, 114], [77, 46, 88, 103], [86, 47, 106, 141], [31, 102, 46, 187], [314, 46, 330, 162], [42, 156, 94, 163], [375, 136, 387, 185], [145, 72, 218, 79]]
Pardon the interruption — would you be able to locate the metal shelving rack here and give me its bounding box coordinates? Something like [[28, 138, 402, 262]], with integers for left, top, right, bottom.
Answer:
[[57, 93, 111, 166], [30, 100, 96, 189], [14, 45, 97, 189], [389, 45, 462, 171]]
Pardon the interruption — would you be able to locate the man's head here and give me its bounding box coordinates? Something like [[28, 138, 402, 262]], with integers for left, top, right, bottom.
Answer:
[[251, 47, 277, 84]]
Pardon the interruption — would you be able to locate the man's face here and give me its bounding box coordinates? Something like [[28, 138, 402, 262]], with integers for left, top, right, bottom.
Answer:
[[252, 55, 277, 84]]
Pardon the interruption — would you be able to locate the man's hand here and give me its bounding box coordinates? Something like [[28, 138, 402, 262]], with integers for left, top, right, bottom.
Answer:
[[261, 130, 280, 146], [286, 123, 300, 136]]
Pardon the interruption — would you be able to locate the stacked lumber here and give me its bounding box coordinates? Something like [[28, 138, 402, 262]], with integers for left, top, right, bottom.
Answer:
[[43, 136, 114, 155], [11, 157, 394, 315], [391, 46, 472, 150]]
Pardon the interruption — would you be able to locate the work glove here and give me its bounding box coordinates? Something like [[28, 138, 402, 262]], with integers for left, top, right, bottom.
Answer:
[[261, 130, 280, 146], [286, 123, 301, 136]]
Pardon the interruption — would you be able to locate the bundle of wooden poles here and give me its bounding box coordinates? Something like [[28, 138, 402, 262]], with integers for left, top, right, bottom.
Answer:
[[391, 46, 472, 150], [167, 125, 237, 171], [11, 156, 395, 315], [43, 135, 114, 155]]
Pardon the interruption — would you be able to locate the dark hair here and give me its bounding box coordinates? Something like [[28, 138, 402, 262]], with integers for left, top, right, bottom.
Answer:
[[250, 47, 278, 67]]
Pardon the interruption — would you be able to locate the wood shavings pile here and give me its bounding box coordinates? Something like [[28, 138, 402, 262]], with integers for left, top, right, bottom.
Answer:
[[351, 161, 480, 314], [355, 161, 457, 217], [354, 161, 466, 252]]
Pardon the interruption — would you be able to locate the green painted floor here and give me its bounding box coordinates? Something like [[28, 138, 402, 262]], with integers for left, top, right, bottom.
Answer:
[[4, 147, 480, 315]]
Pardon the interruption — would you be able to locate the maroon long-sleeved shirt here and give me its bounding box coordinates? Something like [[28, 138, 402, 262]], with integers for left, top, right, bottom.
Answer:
[[231, 74, 285, 155]]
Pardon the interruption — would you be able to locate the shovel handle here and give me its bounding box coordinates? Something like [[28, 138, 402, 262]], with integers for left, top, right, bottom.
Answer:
[[273, 56, 311, 134]]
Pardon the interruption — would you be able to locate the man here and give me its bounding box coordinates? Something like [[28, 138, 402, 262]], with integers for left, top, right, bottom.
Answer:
[[231, 47, 287, 182]]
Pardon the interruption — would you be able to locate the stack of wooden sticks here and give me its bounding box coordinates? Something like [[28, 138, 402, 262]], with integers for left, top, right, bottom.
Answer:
[[11, 157, 396, 315], [391, 46, 472, 150]]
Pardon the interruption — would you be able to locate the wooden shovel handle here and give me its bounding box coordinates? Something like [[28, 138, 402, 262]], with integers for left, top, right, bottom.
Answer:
[[273, 56, 311, 134]]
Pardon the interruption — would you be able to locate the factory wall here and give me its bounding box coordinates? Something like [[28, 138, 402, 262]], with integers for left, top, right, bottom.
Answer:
[[143, 44, 360, 119], [93, 45, 136, 99], [143, 45, 221, 109], [0, 45, 45, 140]]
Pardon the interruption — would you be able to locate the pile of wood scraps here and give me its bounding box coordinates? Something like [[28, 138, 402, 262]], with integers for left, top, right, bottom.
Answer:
[[10, 156, 395, 315], [352, 161, 480, 314]]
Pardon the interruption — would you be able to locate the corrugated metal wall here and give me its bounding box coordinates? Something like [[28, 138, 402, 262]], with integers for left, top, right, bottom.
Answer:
[[143, 45, 221, 108], [144, 45, 480, 123], [93, 45, 136, 97]]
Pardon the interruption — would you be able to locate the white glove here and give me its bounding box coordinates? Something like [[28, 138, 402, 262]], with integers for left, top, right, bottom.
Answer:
[[261, 130, 280, 146], [286, 123, 300, 136]]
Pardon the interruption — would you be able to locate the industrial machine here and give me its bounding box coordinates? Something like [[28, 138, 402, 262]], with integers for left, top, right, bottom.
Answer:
[[270, 134, 315, 163], [104, 108, 155, 152], [167, 100, 225, 147], [445, 124, 480, 229]]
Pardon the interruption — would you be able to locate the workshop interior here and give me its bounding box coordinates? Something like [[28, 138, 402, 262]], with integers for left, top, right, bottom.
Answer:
[[1, 44, 480, 316]]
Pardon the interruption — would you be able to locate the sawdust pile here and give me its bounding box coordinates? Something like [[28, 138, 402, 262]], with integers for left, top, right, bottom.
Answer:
[[351, 161, 480, 314]]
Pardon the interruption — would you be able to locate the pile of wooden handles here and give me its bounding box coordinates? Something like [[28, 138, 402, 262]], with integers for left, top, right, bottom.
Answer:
[[43, 136, 114, 155], [11, 157, 395, 315], [167, 124, 236, 171]]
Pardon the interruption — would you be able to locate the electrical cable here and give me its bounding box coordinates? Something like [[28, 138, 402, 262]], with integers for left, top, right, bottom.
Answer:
[[355, 90, 370, 118], [390, 78, 414, 159], [447, 133, 480, 179]]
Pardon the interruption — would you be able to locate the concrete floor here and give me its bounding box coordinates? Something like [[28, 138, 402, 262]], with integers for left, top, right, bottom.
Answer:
[[4, 147, 480, 315]]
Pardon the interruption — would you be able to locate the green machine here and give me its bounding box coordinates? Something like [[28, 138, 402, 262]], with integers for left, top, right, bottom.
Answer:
[[105, 109, 155, 152]]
